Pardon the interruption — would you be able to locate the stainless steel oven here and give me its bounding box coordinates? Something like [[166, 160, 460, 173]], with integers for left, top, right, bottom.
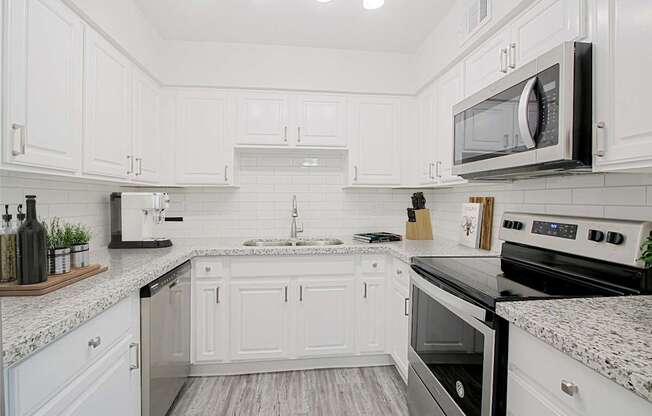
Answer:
[[408, 271, 505, 416], [452, 42, 592, 180]]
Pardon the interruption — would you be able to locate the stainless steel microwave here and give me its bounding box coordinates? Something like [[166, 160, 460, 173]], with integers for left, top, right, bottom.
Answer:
[[452, 42, 592, 180]]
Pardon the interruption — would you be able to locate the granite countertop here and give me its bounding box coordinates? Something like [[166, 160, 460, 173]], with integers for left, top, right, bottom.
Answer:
[[497, 296, 652, 403], [2, 236, 495, 367]]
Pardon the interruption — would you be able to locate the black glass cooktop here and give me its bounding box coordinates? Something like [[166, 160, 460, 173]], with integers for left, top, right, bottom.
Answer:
[[412, 244, 644, 310]]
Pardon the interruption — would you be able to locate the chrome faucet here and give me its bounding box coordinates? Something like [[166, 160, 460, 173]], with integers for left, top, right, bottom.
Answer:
[[290, 195, 303, 239]]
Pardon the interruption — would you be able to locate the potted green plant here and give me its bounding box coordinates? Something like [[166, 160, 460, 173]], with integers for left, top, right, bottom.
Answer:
[[68, 223, 91, 268], [640, 235, 652, 268], [44, 218, 71, 275]]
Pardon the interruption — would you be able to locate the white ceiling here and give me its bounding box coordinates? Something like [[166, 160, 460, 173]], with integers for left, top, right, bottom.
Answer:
[[134, 0, 455, 53]]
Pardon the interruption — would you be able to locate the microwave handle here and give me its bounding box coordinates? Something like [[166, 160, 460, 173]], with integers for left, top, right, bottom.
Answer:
[[518, 76, 539, 149]]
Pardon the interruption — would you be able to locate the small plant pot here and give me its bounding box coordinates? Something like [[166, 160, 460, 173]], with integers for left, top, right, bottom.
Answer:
[[48, 247, 71, 275], [71, 243, 90, 268]]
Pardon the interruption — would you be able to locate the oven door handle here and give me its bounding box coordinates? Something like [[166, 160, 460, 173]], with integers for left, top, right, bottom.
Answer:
[[518, 76, 539, 150]]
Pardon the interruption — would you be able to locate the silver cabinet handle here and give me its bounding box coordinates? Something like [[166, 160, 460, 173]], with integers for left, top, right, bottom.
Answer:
[[297, 126, 301, 143], [428, 163, 433, 180], [205, 265, 212, 272], [509, 42, 517, 69], [283, 126, 288, 142], [284, 286, 288, 303], [499, 48, 508, 73], [88, 336, 101, 349], [224, 165, 229, 183], [353, 166, 358, 182], [396, 269, 403, 275], [372, 262, 378, 269], [561, 380, 578, 397], [216, 287, 220, 304], [126, 155, 134, 175], [363, 282, 368, 299], [595, 121, 606, 157], [11, 124, 26, 156], [129, 342, 140, 370], [436, 161, 442, 178], [404, 298, 410, 316], [299, 285, 303, 302], [135, 158, 142, 176]]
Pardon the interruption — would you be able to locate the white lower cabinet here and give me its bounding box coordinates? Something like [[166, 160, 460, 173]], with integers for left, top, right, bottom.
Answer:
[[357, 277, 386, 353], [193, 280, 226, 363], [7, 294, 141, 416], [229, 280, 291, 361], [389, 279, 410, 381], [507, 324, 652, 416], [296, 278, 355, 357]]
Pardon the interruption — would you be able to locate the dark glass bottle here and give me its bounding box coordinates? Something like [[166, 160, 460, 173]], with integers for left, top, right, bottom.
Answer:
[[17, 196, 47, 284]]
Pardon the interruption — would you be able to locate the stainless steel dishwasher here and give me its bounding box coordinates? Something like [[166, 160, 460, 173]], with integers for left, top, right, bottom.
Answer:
[[140, 260, 191, 416]]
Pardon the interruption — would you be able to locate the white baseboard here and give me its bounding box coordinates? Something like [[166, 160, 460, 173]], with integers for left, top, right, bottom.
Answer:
[[190, 354, 395, 377]]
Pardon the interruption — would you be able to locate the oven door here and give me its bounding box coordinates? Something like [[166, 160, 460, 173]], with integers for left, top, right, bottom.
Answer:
[[409, 272, 495, 416]]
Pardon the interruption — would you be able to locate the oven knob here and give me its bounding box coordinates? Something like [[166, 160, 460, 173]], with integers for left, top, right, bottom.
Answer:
[[512, 221, 524, 230], [606, 232, 625, 245], [588, 229, 605, 242], [503, 220, 514, 229]]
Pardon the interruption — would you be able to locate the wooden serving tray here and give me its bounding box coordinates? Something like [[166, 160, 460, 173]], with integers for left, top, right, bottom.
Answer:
[[0, 264, 108, 297]]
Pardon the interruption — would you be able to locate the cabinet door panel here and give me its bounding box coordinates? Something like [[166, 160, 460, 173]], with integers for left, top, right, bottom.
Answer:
[[83, 28, 132, 179], [132, 69, 160, 183], [193, 281, 225, 363], [511, 0, 584, 68], [237, 93, 289, 145], [594, 0, 652, 171], [436, 65, 466, 184], [390, 281, 409, 380], [230, 280, 290, 360], [176, 90, 232, 184], [418, 88, 438, 185], [463, 30, 511, 97], [350, 97, 401, 185], [296, 278, 355, 357], [357, 277, 385, 353], [296, 95, 347, 147], [5, 0, 82, 172]]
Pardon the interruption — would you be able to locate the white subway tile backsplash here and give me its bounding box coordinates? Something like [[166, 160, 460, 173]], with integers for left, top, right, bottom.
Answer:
[[573, 186, 646, 206], [523, 189, 572, 204]]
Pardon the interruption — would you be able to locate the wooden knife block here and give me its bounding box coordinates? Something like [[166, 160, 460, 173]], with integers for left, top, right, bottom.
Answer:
[[406, 209, 433, 240]]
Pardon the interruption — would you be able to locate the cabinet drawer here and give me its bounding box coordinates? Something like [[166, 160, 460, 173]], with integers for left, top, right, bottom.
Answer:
[[8, 296, 134, 416], [392, 259, 410, 287], [360, 256, 386, 274], [508, 325, 652, 416], [193, 258, 225, 279]]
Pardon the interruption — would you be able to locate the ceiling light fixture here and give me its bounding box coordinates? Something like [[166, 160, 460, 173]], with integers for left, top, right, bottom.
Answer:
[[363, 0, 384, 10]]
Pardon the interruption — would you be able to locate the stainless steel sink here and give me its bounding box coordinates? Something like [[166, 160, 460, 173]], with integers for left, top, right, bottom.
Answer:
[[295, 239, 344, 246], [242, 238, 344, 247], [242, 239, 294, 247]]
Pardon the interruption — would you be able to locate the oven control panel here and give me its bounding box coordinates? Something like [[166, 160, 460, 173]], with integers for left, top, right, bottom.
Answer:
[[499, 212, 652, 268]]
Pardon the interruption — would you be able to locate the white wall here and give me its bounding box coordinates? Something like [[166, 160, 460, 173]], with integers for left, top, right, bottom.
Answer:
[[159, 40, 417, 94]]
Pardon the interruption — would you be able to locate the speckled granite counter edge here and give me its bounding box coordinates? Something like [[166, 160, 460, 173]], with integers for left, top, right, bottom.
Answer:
[[496, 302, 652, 403]]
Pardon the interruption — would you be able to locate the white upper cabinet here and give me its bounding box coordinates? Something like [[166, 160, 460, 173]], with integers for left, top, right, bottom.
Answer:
[[349, 96, 402, 185], [594, 0, 652, 171], [417, 87, 438, 185], [435, 64, 465, 184], [510, 0, 585, 69], [175, 89, 233, 185], [295, 95, 347, 147], [463, 29, 512, 98], [132, 69, 161, 183], [236, 93, 290, 146], [4, 0, 83, 173], [463, 0, 585, 98], [83, 27, 133, 179]]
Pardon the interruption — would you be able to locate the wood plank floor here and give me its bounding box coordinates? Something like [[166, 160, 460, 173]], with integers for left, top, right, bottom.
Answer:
[[168, 366, 408, 416]]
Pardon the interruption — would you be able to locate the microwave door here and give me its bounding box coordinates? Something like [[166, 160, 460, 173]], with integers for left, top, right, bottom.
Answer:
[[518, 76, 541, 149]]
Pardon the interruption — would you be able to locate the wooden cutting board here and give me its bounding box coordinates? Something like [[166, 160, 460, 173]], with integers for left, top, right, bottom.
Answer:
[[469, 196, 494, 250], [0, 264, 108, 297]]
